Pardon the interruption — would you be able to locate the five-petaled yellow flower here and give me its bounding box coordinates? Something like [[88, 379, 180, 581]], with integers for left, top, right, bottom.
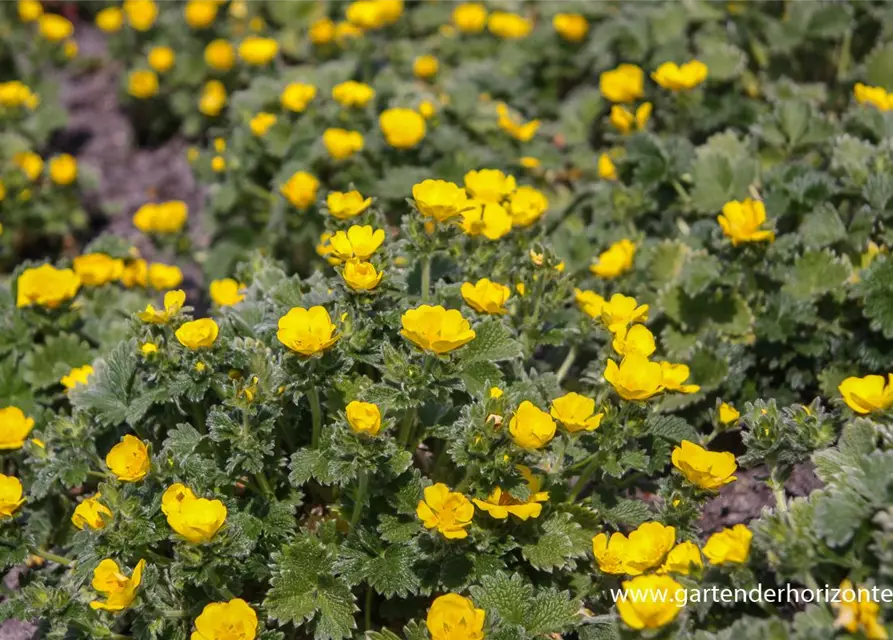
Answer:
[[574, 289, 606, 319], [90, 558, 146, 611], [509, 400, 556, 449], [49, 153, 78, 185], [148, 263, 184, 289], [332, 80, 375, 108], [106, 435, 150, 482], [660, 361, 700, 394], [0, 474, 26, 519], [16, 264, 81, 309], [496, 102, 539, 142], [323, 128, 364, 160], [162, 483, 227, 543], [426, 594, 485, 640], [72, 493, 113, 530], [833, 580, 888, 640], [854, 83, 893, 112], [464, 169, 516, 203], [591, 239, 636, 279], [610, 103, 652, 134], [461, 278, 511, 315], [718, 402, 740, 424], [139, 289, 186, 323], [280, 82, 317, 112], [473, 465, 548, 520], [249, 112, 277, 137], [460, 201, 513, 240], [598, 153, 618, 180], [703, 524, 752, 565], [550, 392, 603, 433], [176, 318, 220, 350], [204, 39, 235, 71], [672, 440, 737, 490], [73, 253, 125, 286], [652, 60, 708, 91], [718, 198, 774, 245], [401, 305, 476, 354], [277, 306, 340, 356], [0, 406, 35, 450], [210, 279, 246, 307], [412, 179, 470, 222], [612, 324, 656, 358], [327, 191, 372, 219], [452, 3, 487, 33], [191, 598, 259, 640], [838, 374, 893, 414], [413, 55, 439, 79], [342, 261, 383, 291], [508, 186, 548, 227], [346, 401, 382, 436], [600, 293, 649, 333], [592, 521, 676, 575], [487, 11, 532, 39], [616, 574, 685, 630], [329, 225, 385, 261], [61, 364, 94, 390], [238, 36, 279, 65], [280, 171, 320, 210], [553, 13, 588, 42], [658, 541, 703, 576], [416, 483, 474, 539], [604, 354, 664, 401], [379, 107, 426, 148], [128, 70, 158, 99], [600, 64, 644, 103]]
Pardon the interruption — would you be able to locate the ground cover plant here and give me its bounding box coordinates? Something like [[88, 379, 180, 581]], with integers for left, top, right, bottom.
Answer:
[[2, 1, 893, 639]]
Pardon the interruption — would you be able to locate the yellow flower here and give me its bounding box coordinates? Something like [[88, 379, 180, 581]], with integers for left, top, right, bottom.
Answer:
[[341, 261, 383, 292], [327, 191, 372, 219], [73, 253, 125, 286], [61, 364, 94, 390], [280, 82, 316, 112], [718, 402, 740, 423], [598, 153, 618, 180], [329, 225, 385, 261], [199, 80, 227, 116], [658, 541, 703, 576], [72, 493, 112, 530], [487, 11, 532, 39], [120, 260, 145, 289], [176, 319, 219, 350], [590, 239, 636, 279], [138, 289, 186, 323], [277, 306, 339, 356], [592, 521, 676, 575], [414, 55, 439, 80], [148, 46, 175, 73], [600, 64, 645, 103], [0, 475, 25, 519], [346, 0, 384, 29], [280, 171, 319, 210], [380, 108, 426, 148], [332, 81, 375, 108], [0, 81, 38, 108], [48, 154, 78, 185], [140, 342, 158, 356], [464, 169, 516, 203], [309, 18, 336, 45], [16, 264, 80, 309], [184, 0, 218, 29], [508, 400, 556, 449], [660, 362, 700, 394], [416, 483, 474, 539], [703, 524, 752, 565], [461, 202, 512, 240], [90, 559, 146, 611], [672, 440, 737, 490], [18, 0, 42, 22], [346, 401, 381, 436], [612, 324, 656, 358], [610, 103, 652, 134], [148, 263, 184, 289], [718, 198, 774, 245], [238, 36, 279, 65], [13, 151, 43, 180], [833, 580, 888, 640], [38, 13, 74, 41], [123, 0, 157, 31], [616, 575, 684, 630], [419, 100, 436, 118], [63, 39, 78, 59], [95, 6, 123, 31], [574, 289, 606, 319], [210, 279, 245, 306], [854, 83, 893, 112], [426, 594, 485, 640], [211, 156, 226, 172], [106, 435, 150, 482], [519, 156, 540, 169], [652, 60, 708, 91], [204, 39, 235, 71], [473, 465, 548, 520], [452, 3, 487, 33], [323, 128, 364, 160], [412, 179, 469, 222], [128, 69, 159, 99], [401, 304, 476, 355], [0, 407, 35, 450], [550, 392, 603, 433], [507, 186, 548, 227], [461, 278, 511, 315], [600, 293, 649, 333], [604, 354, 664, 401], [334, 21, 364, 44], [489, 387, 504, 399], [839, 374, 893, 414], [191, 599, 258, 640], [249, 112, 277, 137], [162, 483, 227, 543], [553, 13, 588, 42]]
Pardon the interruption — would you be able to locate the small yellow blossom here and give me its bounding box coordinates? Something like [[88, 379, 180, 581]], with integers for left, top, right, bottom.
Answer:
[[416, 483, 474, 539], [342, 261, 383, 291], [452, 3, 487, 33], [327, 191, 372, 219], [38, 13, 74, 41], [612, 324, 656, 358], [610, 103, 652, 134], [13, 151, 43, 181], [61, 364, 94, 390], [854, 83, 893, 112], [73, 253, 125, 286], [0, 475, 26, 519], [332, 80, 375, 108], [204, 39, 236, 71], [199, 80, 227, 116], [652, 60, 708, 91], [310, 18, 336, 45], [718, 198, 774, 245], [176, 318, 220, 350], [672, 440, 737, 490], [277, 306, 339, 356], [184, 0, 218, 29], [238, 36, 279, 65], [474, 466, 548, 520], [192, 599, 259, 640], [464, 169, 516, 203], [598, 153, 618, 180], [550, 392, 603, 433], [600, 293, 649, 333], [487, 11, 532, 39], [703, 524, 752, 565], [162, 483, 227, 543], [839, 374, 893, 414], [329, 225, 385, 261], [658, 541, 703, 576], [833, 580, 888, 640], [660, 362, 700, 394], [574, 289, 606, 319], [346, 401, 382, 436], [553, 13, 588, 42], [496, 103, 539, 142], [280, 171, 319, 210], [148, 46, 175, 73], [593, 521, 676, 575], [106, 435, 150, 482], [16, 264, 80, 309], [507, 186, 548, 227], [323, 128, 364, 160], [210, 279, 245, 306], [591, 239, 636, 279], [0, 406, 35, 450], [138, 289, 186, 324], [140, 342, 158, 356], [605, 354, 664, 401], [600, 64, 645, 103], [280, 82, 316, 112], [72, 494, 112, 530], [128, 70, 159, 99], [509, 401, 556, 449], [461, 278, 511, 315], [412, 179, 469, 222], [616, 575, 685, 630], [18, 0, 43, 22], [426, 594, 485, 640], [414, 55, 439, 80], [401, 305, 475, 354], [123, 0, 158, 31], [48, 154, 78, 185], [148, 263, 184, 289], [249, 112, 277, 137], [379, 107, 426, 148], [460, 201, 513, 240], [718, 402, 740, 423], [90, 559, 146, 611]]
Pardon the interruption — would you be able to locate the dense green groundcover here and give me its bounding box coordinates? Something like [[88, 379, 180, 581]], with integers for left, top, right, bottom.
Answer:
[[3, 1, 893, 639]]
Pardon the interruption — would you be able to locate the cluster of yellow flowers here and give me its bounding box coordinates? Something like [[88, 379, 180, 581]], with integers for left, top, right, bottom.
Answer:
[[17, 0, 77, 57]]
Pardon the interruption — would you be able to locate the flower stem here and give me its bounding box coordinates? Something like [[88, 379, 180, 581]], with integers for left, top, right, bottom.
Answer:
[[568, 458, 600, 502], [29, 547, 74, 568], [308, 387, 323, 449], [398, 408, 417, 449], [364, 586, 373, 630], [254, 471, 273, 496], [556, 346, 577, 383], [350, 471, 369, 528], [420, 255, 431, 303]]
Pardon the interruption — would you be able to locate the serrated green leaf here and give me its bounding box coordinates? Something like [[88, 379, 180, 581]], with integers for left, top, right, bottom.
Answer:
[[460, 319, 522, 365], [520, 513, 591, 572]]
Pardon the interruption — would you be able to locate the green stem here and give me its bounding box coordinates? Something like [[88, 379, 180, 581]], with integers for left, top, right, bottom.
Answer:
[[350, 471, 369, 528], [245, 181, 274, 202], [545, 188, 597, 236], [836, 28, 852, 81], [398, 407, 417, 449], [87, 470, 111, 480], [364, 587, 373, 630], [568, 458, 600, 502], [308, 387, 323, 449], [455, 464, 478, 493], [420, 255, 431, 303], [254, 471, 273, 496], [671, 180, 691, 206], [29, 547, 74, 568], [556, 346, 577, 383]]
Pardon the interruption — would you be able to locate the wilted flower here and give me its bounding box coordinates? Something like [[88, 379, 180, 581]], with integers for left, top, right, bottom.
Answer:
[[277, 306, 339, 356], [838, 374, 893, 414], [238, 36, 279, 65], [281, 82, 317, 112], [550, 392, 603, 433], [90, 558, 146, 611], [0, 475, 25, 519], [323, 128, 364, 159], [612, 324, 656, 358], [553, 13, 588, 42], [401, 305, 476, 354], [61, 364, 94, 390], [176, 318, 220, 350], [416, 483, 474, 539], [509, 401, 556, 449], [703, 524, 752, 565], [452, 3, 487, 33], [0, 406, 35, 450], [507, 185, 548, 227], [72, 493, 112, 530], [204, 39, 236, 71], [833, 580, 888, 640], [148, 263, 184, 289], [604, 354, 664, 401], [718, 198, 774, 245], [128, 70, 158, 99], [192, 599, 258, 640], [591, 239, 636, 279], [426, 594, 485, 640], [487, 11, 532, 39], [658, 541, 703, 576], [138, 289, 186, 323], [346, 401, 381, 436], [600, 64, 644, 103], [342, 261, 383, 291], [16, 264, 80, 309], [329, 225, 385, 261], [48, 154, 78, 185], [672, 440, 737, 490], [280, 171, 319, 210], [660, 362, 700, 394], [380, 108, 426, 148], [106, 435, 150, 482], [73, 253, 125, 286], [461, 278, 511, 315], [332, 80, 375, 108], [592, 521, 676, 575], [600, 293, 648, 333], [249, 112, 277, 137], [616, 575, 685, 630], [327, 191, 372, 219], [652, 60, 708, 91]]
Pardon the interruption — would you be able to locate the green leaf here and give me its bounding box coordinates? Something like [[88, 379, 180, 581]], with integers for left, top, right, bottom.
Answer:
[[460, 319, 522, 365], [460, 360, 502, 396], [781, 251, 849, 301], [690, 132, 758, 214], [265, 535, 358, 640], [21, 334, 94, 390], [798, 204, 846, 249], [866, 42, 893, 91], [69, 340, 138, 425], [356, 544, 422, 598], [812, 489, 872, 547], [855, 257, 893, 338], [520, 513, 591, 572], [469, 573, 580, 636], [646, 415, 698, 443], [602, 499, 652, 527], [378, 515, 422, 544]]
